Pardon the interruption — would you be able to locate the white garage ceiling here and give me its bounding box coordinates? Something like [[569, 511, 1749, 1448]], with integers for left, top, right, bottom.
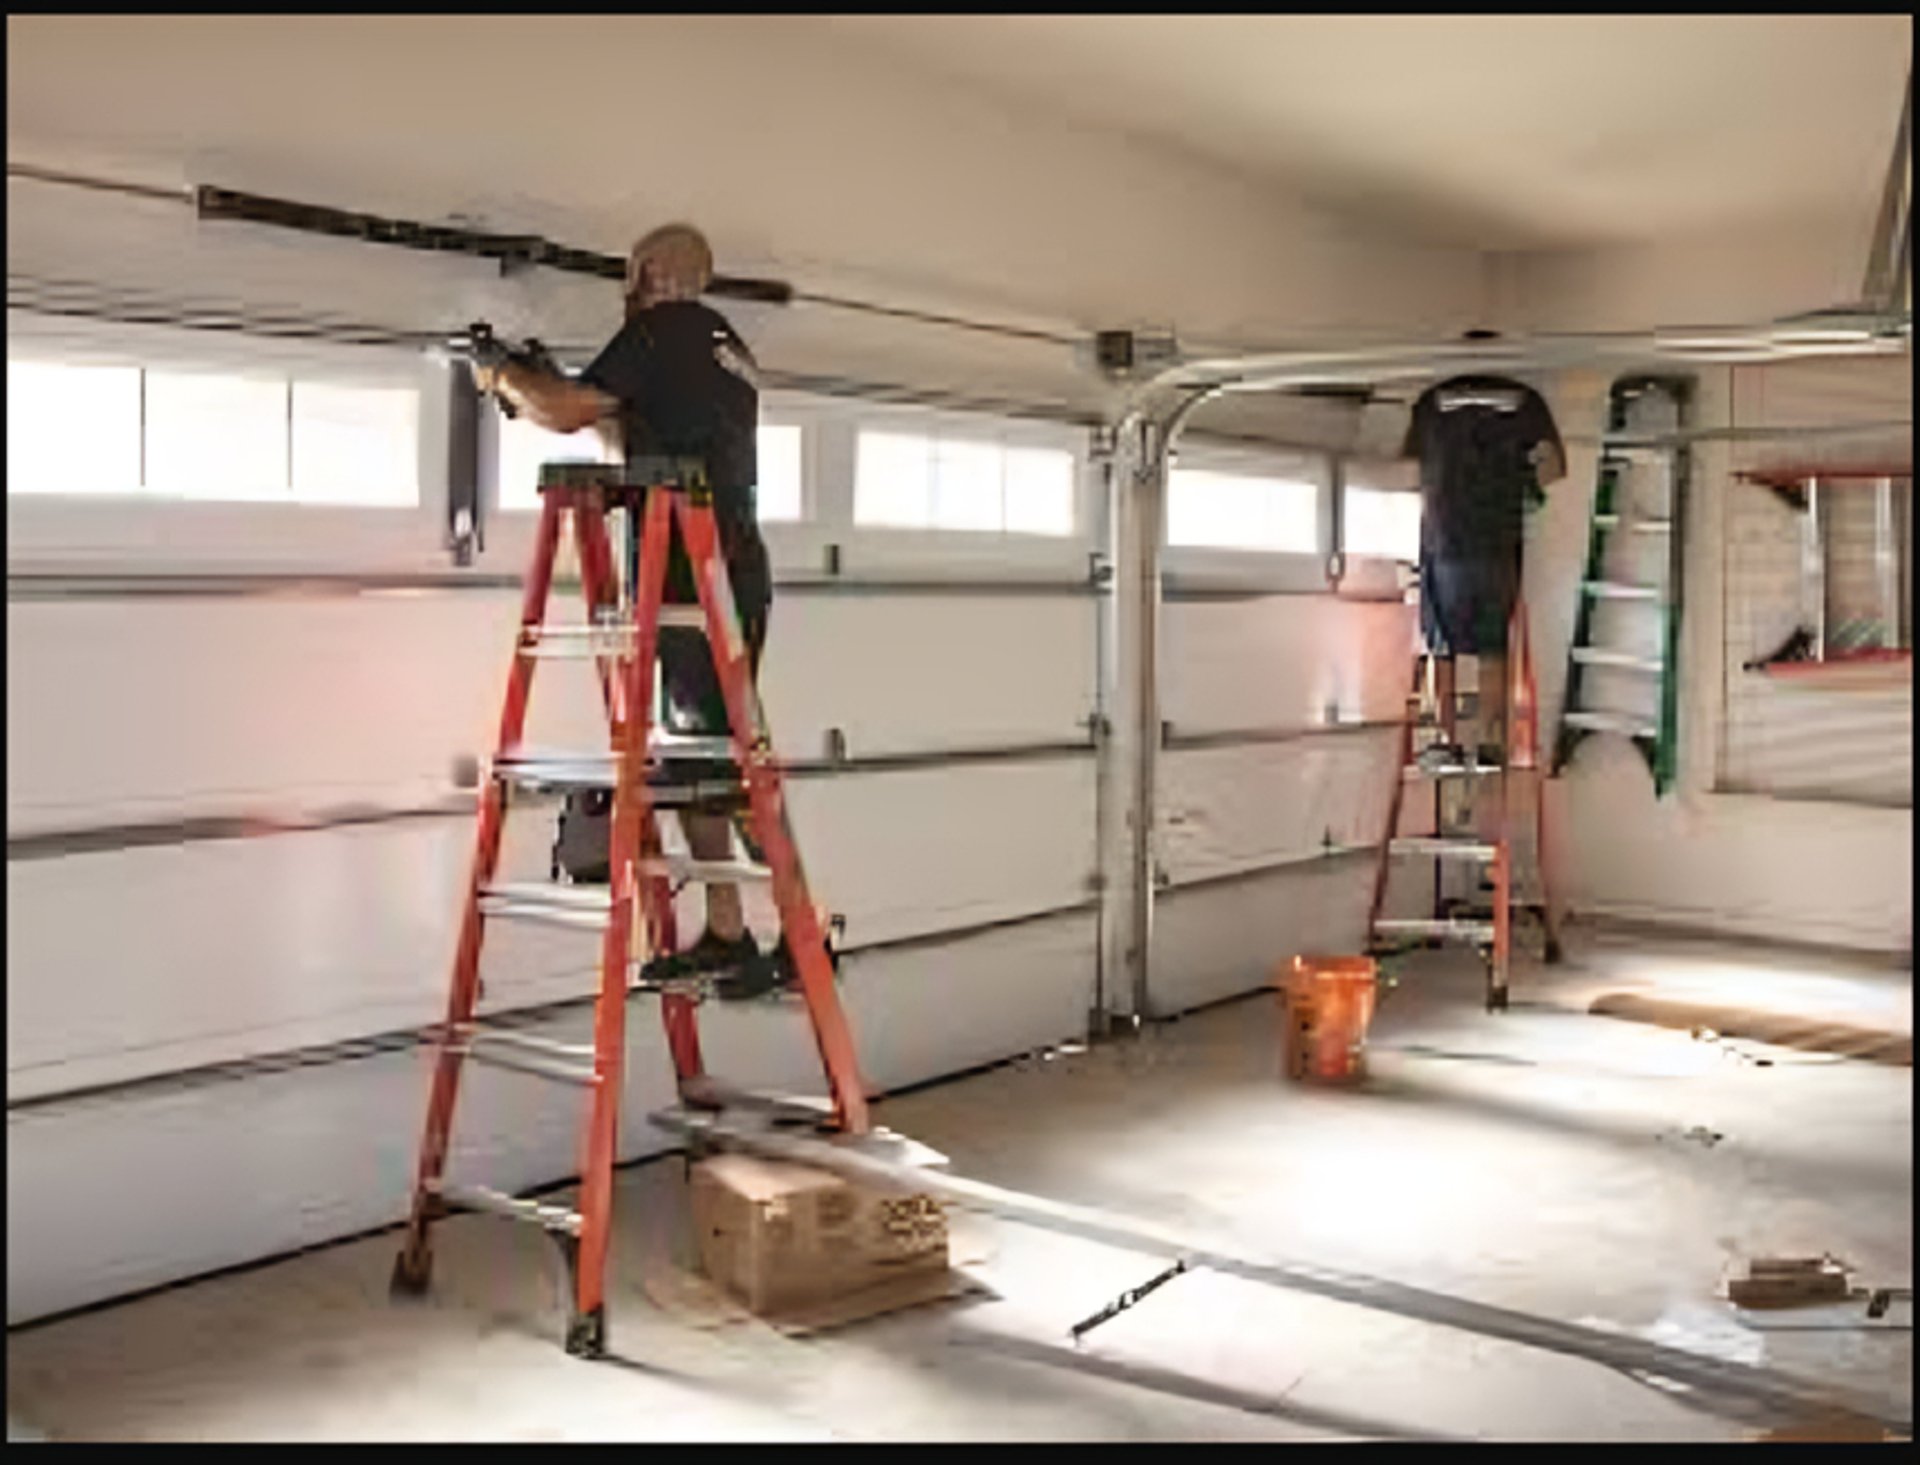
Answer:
[[814, 15, 1911, 251]]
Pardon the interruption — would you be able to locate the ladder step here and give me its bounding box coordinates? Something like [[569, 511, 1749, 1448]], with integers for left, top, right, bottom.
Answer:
[[457, 1024, 599, 1062], [433, 1182, 584, 1236], [493, 750, 615, 789], [482, 882, 614, 912], [1571, 647, 1664, 674], [478, 889, 612, 932], [1389, 837, 1500, 862], [1373, 918, 1496, 944], [1403, 760, 1503, 779], [521, 609, 708, 655], [464, 1045, 600, 1086], [498, 737, 742, 772], [1582, 580, 1661, 601], [641, 855, 772, 884], [493, 749, 747, 803], [1562, 709, 1658, 739], [655, 734, 741, 763]]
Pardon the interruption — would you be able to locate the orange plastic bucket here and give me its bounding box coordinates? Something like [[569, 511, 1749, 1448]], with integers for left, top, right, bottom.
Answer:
[[1277, 955, 1378, 1083]]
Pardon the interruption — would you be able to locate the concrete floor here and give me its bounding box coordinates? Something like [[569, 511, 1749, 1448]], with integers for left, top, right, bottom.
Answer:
[[7, 926, 1912, 1441]]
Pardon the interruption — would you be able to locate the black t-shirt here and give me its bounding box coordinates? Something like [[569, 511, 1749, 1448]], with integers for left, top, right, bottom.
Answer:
[[1403, 375, 1564, 563], [580, 299, 761, 536]]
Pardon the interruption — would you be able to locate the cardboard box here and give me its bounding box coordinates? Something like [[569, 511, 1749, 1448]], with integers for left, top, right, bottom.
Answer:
[[1727, 1256, 1852, 1309], [689, 1153, 949, 1317]]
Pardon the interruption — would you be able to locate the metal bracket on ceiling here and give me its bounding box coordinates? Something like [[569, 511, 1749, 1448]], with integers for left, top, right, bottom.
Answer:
[[1092, 328, 1181, 383]]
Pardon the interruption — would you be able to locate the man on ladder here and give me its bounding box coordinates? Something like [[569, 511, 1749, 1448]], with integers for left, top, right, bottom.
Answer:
[[1404, 360, 1566, 763], [474, 222, 789, 1000], [1369, 348, 1569, 1005]]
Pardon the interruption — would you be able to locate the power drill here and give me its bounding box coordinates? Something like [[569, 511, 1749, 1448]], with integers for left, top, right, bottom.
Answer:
[[449, 321, 564, 417]]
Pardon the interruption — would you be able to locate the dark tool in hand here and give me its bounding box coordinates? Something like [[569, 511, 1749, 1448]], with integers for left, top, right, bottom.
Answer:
[[448, 320, 564, 418]]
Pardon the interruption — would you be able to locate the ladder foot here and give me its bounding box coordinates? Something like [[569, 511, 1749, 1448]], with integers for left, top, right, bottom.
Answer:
[[565, 1306, 607, 1358], [1544, 937, 1565, 965], [1485, 987, 1510, 1013], [389, 1245, 433, 1300]]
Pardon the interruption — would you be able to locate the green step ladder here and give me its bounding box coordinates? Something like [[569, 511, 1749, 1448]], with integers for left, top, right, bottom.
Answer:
[[1553, 375, 1692, 796]]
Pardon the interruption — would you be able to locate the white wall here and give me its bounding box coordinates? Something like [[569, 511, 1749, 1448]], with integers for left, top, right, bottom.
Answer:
[[6, 16, 1489, 1322], [1511, 337, 1911, 951]]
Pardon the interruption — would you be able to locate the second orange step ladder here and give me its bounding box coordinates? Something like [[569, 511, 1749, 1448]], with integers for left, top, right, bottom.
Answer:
[[1367, 596, 1562, 1010]]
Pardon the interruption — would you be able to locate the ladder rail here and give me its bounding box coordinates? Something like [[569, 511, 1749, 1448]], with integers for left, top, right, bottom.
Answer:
[[395, 490, 565, 1289], [566, 488, 665, 1340], [673, 490, 872, 1135], [1366, 652, 1424, 934]]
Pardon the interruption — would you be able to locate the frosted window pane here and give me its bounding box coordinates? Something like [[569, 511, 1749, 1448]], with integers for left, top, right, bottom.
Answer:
[[290, 382, 420, 507], [496, 412, 608, 511], [145, 371, 289, 502], [1168, 469, 1245, 548], [931, 437, 1002, 532], [1263, 477, 1319, 553], [1344, 485, 1422, 561], [756, 423, 803, 522], [855, 431, 934, 528], [856, 426, 1081, 537], [1169, 468, 1318, 552], [1003, 446, 1075, 536], [6, 361, 142, 496]]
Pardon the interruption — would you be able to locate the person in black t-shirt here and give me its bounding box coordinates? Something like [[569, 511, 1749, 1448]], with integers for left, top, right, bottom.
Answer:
[[475, 223, 783, 998], [1402, 370, 1566, 757]]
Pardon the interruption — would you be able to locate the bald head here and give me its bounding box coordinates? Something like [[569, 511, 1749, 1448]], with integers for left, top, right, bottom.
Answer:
[[626, 223, 713, 313]]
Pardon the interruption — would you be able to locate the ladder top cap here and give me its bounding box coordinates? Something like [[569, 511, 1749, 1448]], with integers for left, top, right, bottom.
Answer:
[[538, 455, 709, 492]]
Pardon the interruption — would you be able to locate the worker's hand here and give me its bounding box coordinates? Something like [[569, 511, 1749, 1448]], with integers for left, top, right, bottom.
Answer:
[[470, 362, 502, 397]]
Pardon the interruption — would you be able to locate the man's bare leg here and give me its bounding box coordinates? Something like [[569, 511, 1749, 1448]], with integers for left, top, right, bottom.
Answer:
[[682, 810, 745, 941]]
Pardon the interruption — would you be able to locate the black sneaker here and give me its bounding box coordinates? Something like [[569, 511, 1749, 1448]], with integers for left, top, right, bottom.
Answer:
[[710, 936, 784, 1003], [641, 928, 767, 995], [760, 929, 845, 996]]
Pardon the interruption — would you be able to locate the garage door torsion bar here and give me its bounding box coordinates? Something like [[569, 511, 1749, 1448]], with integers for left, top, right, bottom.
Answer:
[[7, 165, 1083, 348]]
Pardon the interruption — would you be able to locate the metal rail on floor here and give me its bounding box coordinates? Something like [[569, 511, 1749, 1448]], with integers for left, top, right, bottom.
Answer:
[[655, 1106, 1910, 1434]]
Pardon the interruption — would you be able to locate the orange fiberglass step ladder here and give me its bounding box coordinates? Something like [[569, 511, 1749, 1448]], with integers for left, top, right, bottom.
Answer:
[[1366, 596, 1562, 1010], [390, 456, 871, 1357]]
